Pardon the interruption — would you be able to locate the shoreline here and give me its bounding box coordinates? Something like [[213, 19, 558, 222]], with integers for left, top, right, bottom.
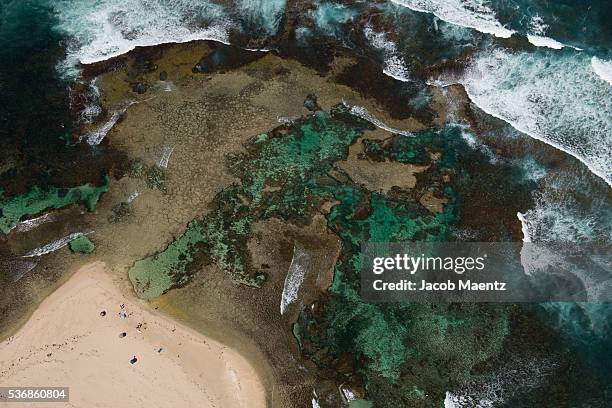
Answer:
[[0, 261, 267, 408], [2, 32, 605, 407]]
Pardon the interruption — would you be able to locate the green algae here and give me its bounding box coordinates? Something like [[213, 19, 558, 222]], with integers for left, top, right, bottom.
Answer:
[[297, 126, 520, 406], [145, 166, 166, 192], [129, 159, 146, 178], [129, 220, 205, 299], [128, 159, 167, 192], [68, 234, 95, 253], [0, 176, 110, 234], [299, 184, 460, 380], [348, 400, 373, 408], [129, 109, 368, 299], [128, 111, 526, 405], [235, 110, 365, 212], [292, 322, 303, 349]]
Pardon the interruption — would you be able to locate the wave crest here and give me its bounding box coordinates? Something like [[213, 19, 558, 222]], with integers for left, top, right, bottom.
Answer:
[[438, 49, 612, 186], [53, 0, 233, 67]]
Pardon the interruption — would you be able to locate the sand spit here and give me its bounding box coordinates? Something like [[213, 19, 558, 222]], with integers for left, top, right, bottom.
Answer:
[[0, 262, 266, 408]]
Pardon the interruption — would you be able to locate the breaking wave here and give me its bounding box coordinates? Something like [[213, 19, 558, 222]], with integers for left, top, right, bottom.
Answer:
[[343, 102, 414, 136], [591, 56, 612, 85], [280, 244, 309, 315], [444, 355, 559, 407], [517, 166, 612, 244], [440, 48, 612, 187], [52, 0, 233, 68], [390, 0, 514, 38], [235, 0, 287, 34], [389, 0, 577, 50], [22, 232, 92, 257], [364, 25, 411, 82]]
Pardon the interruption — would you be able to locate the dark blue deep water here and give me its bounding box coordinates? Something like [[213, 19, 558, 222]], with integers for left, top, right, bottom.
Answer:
[[1, 1, 610, 406]]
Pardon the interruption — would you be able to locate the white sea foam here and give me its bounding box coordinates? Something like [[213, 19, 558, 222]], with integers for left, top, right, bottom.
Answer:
[[383, 55, 411, 82], [390, 0, 514, 38], [81, 100, 136, 145], [459, 127, 497, 163], [76, 78, 103, 124], [343, 102, 414, 136], [437, 48, 612, 187], [591, 56, 612, 86], [4, 260, 38, 282], [525, 15, 561, 50], [79, 101, 103, 123], [15, 213, 54, 233], [520, 240, 610, 301], [53, 0, 233, 67], [340, 386, 357, 402], [391, 1, 578, 50], [438, 19, 475, 43], [526, 35, 564, 50], [236, 0, 287, 34], [156, 145, 175, 169], [518, 162, 612, 247], [364, 26, 396, 53], [445, 355, 558, 407], [126, 191, 140, 203], [517, 166, 611, 302], [311, 389, 321, 408], [364, 25, 411, 82], [277, 115, 300, 125], [22, 232, 92, 258], [280, 244, 309, 315], [517, 212, 531, 243], [444, 392, 459, 408], [528, 15, 548, 36], [82, 110, 122, 145], [515, 155, 547, 183]]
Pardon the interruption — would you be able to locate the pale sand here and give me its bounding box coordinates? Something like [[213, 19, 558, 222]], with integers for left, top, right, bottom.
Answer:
[[0, 262, 266, 408]]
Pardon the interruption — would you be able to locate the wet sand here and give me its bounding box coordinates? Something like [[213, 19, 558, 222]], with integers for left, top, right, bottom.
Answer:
[[0, 262, 266, 408], [0, 41, 445, 407]]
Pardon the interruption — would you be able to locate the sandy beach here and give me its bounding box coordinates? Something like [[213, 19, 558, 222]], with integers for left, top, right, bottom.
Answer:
[[0, 262, 266, 408]]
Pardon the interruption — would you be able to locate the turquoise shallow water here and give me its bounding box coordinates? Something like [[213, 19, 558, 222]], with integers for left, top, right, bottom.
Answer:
[[1, 0, 611, 406], [4, 0, 610, 186]]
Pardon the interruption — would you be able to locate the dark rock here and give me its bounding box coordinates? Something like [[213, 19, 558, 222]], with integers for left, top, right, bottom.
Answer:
[[159, 71, 168, 81], [145, 166, 166, 192], [132, 82, 147, 94], [335, 57, 435, 123], [109, 201, 132, 223], [193, 45, 266, 74], [330, 103, 376, 131], [303, 94, 321, 112]]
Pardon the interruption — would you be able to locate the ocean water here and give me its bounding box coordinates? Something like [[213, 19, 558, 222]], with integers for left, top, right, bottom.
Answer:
[[15, 0, 606, 198], [0, 0, 72, 157], [312, 2, 359, 39], [391, 0, 612, 50], [52, 0, 232, 68], [390, 0, 515, 38], [1, 0, 611, 405], [441, 48, 612, 187], [384, 1, 612, 187], [235, 0, 286, 35]]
